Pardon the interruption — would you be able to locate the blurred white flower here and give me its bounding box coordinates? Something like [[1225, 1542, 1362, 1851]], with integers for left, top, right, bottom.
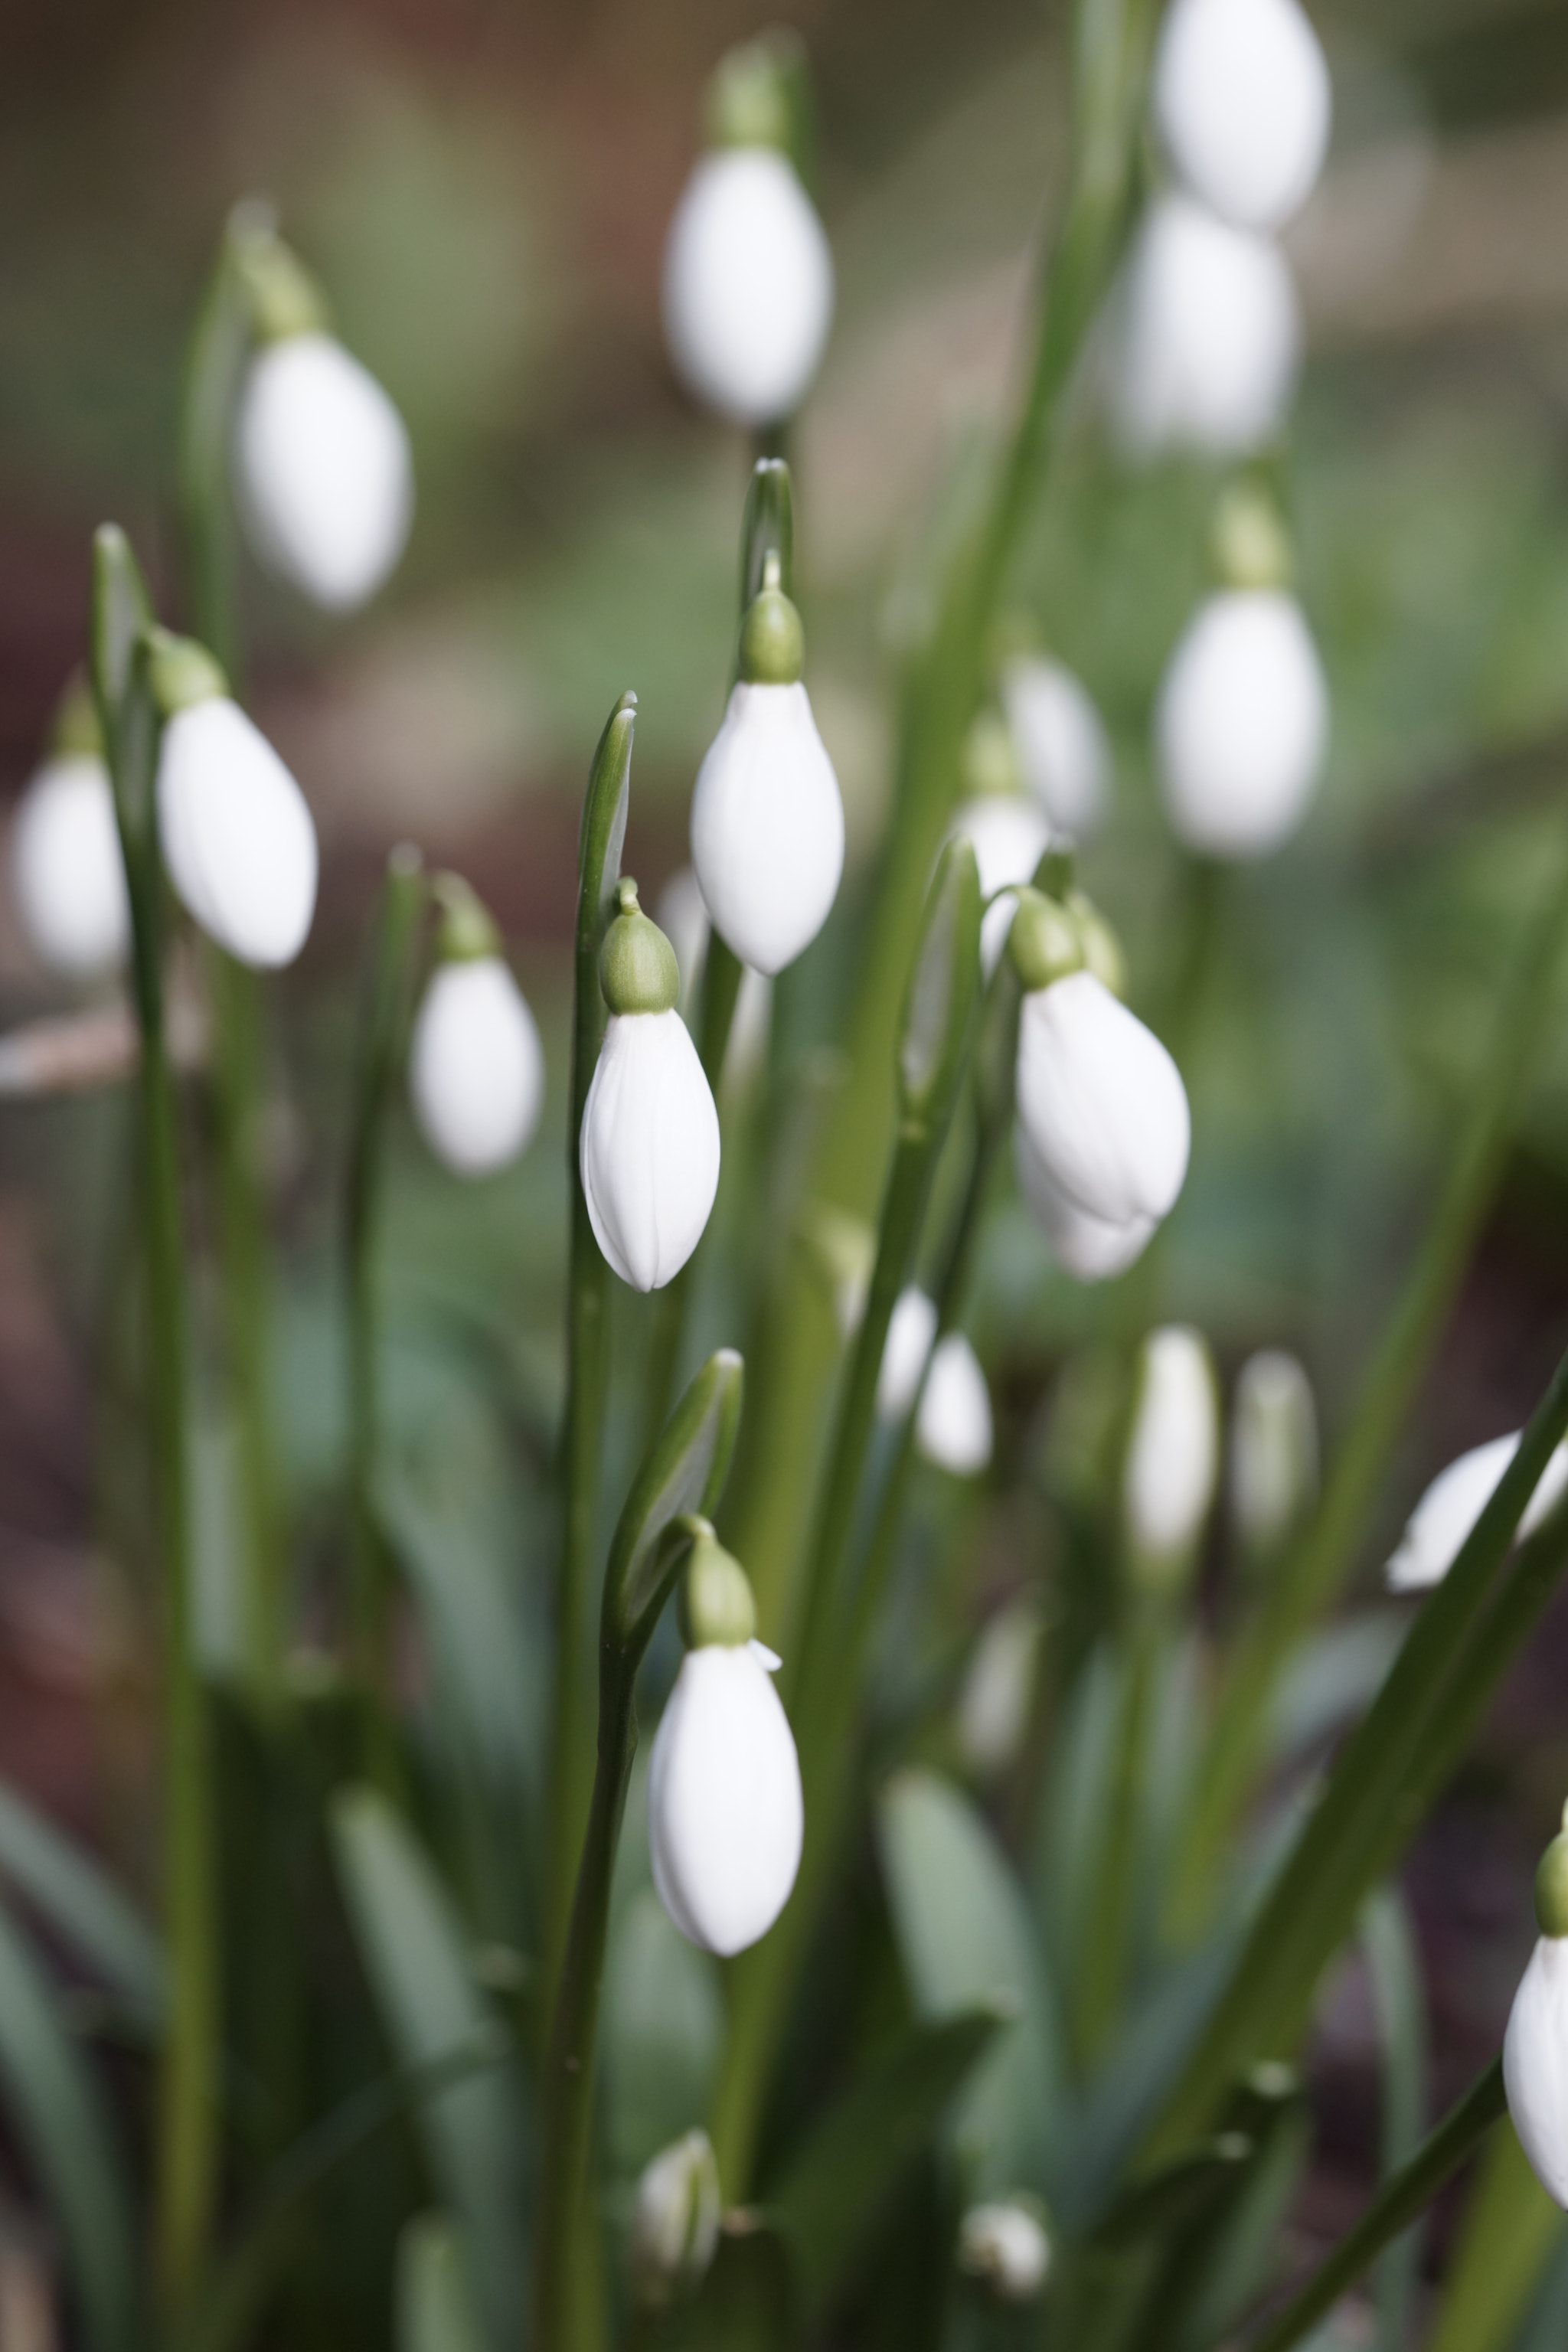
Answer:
[[1125, 1326, 1220, 1575], [919, 1334, 993, 1475], [663, 148, 834, 426], [1385, 1432, 1568, 1594], [877, 1288, 939, 1420], [1230, 1349, 1318, 1554], [957, 1599, 1043, 1775], [409, 958, 544, 1178], [957, 2200, 1051, 2302], [1155, 0, 1332, 233], [1014, 971, 1190, 1233], [11, 754, 129, 981], [157, 696, 318, 969], [649, 1637, 803, 1955], [1014, 1124, 1155, 1283], [1111, 194, 1299, 460], [1506, 1929, 1568, 2207], [656, 864, 772, 1089], [691, 681, 844, 975], [629, 2131, 723, 2308], [580, 1009, 720, 1292], [235, 332, 413, 612], [1001, 656, 1112, 841], [949, 795, 1052, 978], [1155, 590, 1328, 858]]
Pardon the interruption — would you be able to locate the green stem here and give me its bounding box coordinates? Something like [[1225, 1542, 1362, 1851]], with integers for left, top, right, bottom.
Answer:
[[1075, 1612, 1158, 2064], [1244, 2060, 1505, 2352]]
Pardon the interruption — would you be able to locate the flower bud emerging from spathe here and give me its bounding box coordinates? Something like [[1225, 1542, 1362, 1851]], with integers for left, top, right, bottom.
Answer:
[[1001, 655, 1112, 841], [957, 2199, 1051, 2303], [1504, 1811, 1568, 2207], [957, 1598, 1044, 1775], [689, 562, 844, 975], [408, 878, 544, 1178], [662, 143, 833, 427], [11, 723, 130, 981], [1155, 590, 1328, 859], [1110, 194, 1299, 460], [649, 1532, 803, 1957], [580, 884, 720, 1291], [1385, 1432, 1568, 1594], [1230, 1349, 1318, 1557], [1124, 1326, 1220, 1589], [150, 634, 318, 969], [1155, 0, 1332, 233], [656, 865, 772, 1089], [629, 2130, 722, 2308]]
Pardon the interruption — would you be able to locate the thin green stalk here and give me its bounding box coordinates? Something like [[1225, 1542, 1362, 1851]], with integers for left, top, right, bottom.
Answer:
[[1168, 841, 1568, 1941], [1075, 1612, 1158, 2064], [1244, 2060, 1505, 2352]]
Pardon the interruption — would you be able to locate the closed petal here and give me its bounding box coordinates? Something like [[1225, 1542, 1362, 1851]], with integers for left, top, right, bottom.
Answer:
[[1014, 1125, 1155, 1282], [1001, 657, 1112, 840], [409, 957, 544, 1177], [235, 334, 413, 612], [156, 699, 318, 969], [1111, 194, 1299, 461], [1125, 1326, 1220, 1564], [877, 1289, 938, 1421], [1506, 1936, 1568, 2207], [11, 755, 130, 980], [1014, 971, 1190, 1228], [580, 1011, 720, 1291], [648, 1645, 804, 1957], [1386, 1432, 1568, 1593], [690, 682, 844, 975], [917, 1334, 993, 1475], [1155, 0, 1331, 233], [662, 150, 834, 426], [1156, 590, 1328, 860]]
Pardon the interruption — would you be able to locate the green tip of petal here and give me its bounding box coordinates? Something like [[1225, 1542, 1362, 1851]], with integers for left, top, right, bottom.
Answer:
[[739, 563, 805, 684], [600, 880, 681, 1015], [1008, 889, 1084, 994], [1537, 1831, 1568, 1937], [50, 672, 103, 759], [231, 217, 331, 343], [144, 628, 228, 716], [1212, 482, 1292, 593], [705, 30, 805, 155], [962, 709, 1022, 799], [681, 1526, 758, 1648], [431, 872, 501, 962]]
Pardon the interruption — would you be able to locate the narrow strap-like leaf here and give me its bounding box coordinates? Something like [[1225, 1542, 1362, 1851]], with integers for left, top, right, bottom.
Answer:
[[605, 1350, 745, 1647], [0, 1775, 162, 2020], [395, 2213, 488, 2352]]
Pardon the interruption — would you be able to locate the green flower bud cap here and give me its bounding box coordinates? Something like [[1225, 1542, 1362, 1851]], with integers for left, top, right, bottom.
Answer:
[[962, 708, 1023, 800], [234, 222, 331, 345], [49, 672, 103, 760], [706, 29, 805, 157], [1536, 1806, 1568, 1937], [681, 1523, 758, 1648], [145, 628, 229, 717], [600, 879, 681, 1016], [739, 550, 804, 684], [1212, 481, 1292, 593], [1067, 891, 1128, 998], [1008, 888, 1084, 993], [430, 871, 501, 963]]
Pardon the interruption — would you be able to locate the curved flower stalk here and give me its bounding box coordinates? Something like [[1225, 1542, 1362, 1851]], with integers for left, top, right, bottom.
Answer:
[[1001, 653, 1112, 841], [11, 684, 129, 981], [656, 864, 771, 1089], [1110, 192, 1299, 460], [689, 552, 844, 975], [1230, 1348, 1318, 1559], [408, 875, 544, 1178], [1155, 589, 1328, 858], [1386, 1429, 1568, 1594], [1155, 0, 1331, 234], [1124, 1325, 1220, 1592], [649, 1530, 803, 1957], [957, 2199, 1052, 2302], [580, 880, 720, 1290], [1506, 1808, 1568, 2205], [629, 2131, 722, 2309], [148, 632, 318, 969]]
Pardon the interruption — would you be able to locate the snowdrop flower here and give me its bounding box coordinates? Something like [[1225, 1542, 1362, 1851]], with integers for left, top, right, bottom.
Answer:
[[690, 557, 844, 975], [629, 2131, 722, 2308], [1110, 194, 1299, 459], [1505, 1811, 1568, 2207], [1001, 655, 1112, 841], [949, 716, 1053, 975], [1155, 590, 1328, 858], [656, 865, 772, 1089], [11, 704, 130, 982], [957, 1599, 1044, 1775], [580, 880, 720, 1292], [1155, 0, 1332, 233], [957, 2200, 1052, 2302], [649, 1530, 802, 1958], [1125, 1326, 1220, 1587], [919, 1334, 993, 1475], [877, 1288, 939, 1419], [663, 142, 833, 427], [1014, 1123, 1155, 1283], [1230, 1349, 1318, 1557], [1385, 1432, 1568, 1595], [408, 877, 544, 1178], [149, 633, 318, 969]]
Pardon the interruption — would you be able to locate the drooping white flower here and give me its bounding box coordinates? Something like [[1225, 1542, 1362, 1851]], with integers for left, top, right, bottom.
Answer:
[[918, 1334, 993, 1476], [663, 148, 834, 426], [956, 1599, 1044, 1776], [690, 679, 844, 976], [629, 2131, 723, 2308], [877, 1288, 939, 1420], [1155, 590, 1328, 859], [1507, 1931, 1568, 2207], [1155, 0, 1332, 233], [1110, 194, 1300, 460], [1014, 970, 1190, 1233], [949, 795, 1053, 978], [656, 864, 772, 1088], [957, 2201, 1052, 2302], [1125, 1326, 1220, 1576], [234, 332, 413, 612], [11, 754, 130, 980], [1014, 1124, 1155, 1284], [1385, 1432, 1568, 1595], [649, 1636, 803, 1957], [1230, 1348, 1318, 1555], [1001, 656, 1112, 841], [409, 957, 544, 1179]]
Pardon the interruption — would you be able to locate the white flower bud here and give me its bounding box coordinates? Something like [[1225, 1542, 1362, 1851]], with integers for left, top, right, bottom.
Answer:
[[1506, 1931, 1568, 2205], [1014, 1125, 1155, 1284], [408, 957, 544, 1178], [156, 697, 318, 969], [1155, 0, 1332, 233], [949, 795, 1053, 978], [234, 332, 413, 612], [1125, 1326, 1220, 1577], [957, 2200, 1051, 2302], [656, 866, 772, 1089], [629, 2130, 723, 2308], [957, 1599, 1043, 1775], [1230, 1348, 1318, 1555], [1014, 970, 1190, 1233], [1385, 1432, 1568, 1595], [11, 755, 130, 981], [580, 1008, 720, 1292], [918, 1334, 993, 1476], [877, 1288, 939, 1421], [1001, 656, 1112, 841], [1110, 194, 1299, 460], [662, 149, 834, 426], [649, 1638, 803, 1956], [690, 681, 844, 976], [1155, 590, 1328, 859]]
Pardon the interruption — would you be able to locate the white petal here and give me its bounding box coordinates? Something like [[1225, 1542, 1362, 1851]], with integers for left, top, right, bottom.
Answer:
[[958, 2202, 1052, 2301], [408, 957, 544, 1178], [1385, 1432, 1568, 1593], [1109, 194, 1300, 461], [1229, 1348, 1318, 1552], [10, 755, 130, 980], [949, 797, 1053, 978], [1125, 1325, 1220, 1564], [690, 682, 844, 975], [1014, 971, 1190, 1229], [580, 1009, 720, 1292], [1506, 1936, 1568, 2208], [234, 334, 413, 612], [648, 1645, 804, 1957], [1155, 590, 1328, 859], [655, 865, 773, 1089], [662, 150, 835, 426], [1155, 0, 1332, 232], [917, 1334, 993, 1475], [156, 698, 318, 968], [877, 1288, 938, 1421], [1013, 1125, 1155, 1282], [1001, 657, 1112, 841]]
